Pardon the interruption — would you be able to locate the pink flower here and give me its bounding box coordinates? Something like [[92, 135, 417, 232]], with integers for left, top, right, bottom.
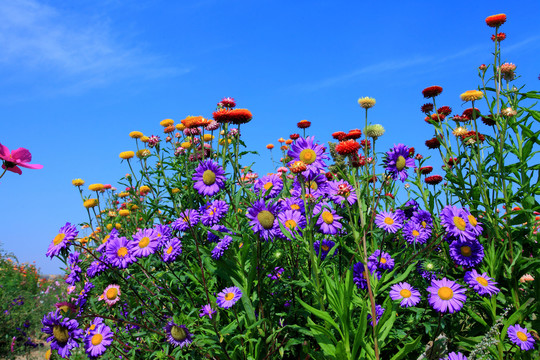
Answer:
[[0, 143, 43, 175]]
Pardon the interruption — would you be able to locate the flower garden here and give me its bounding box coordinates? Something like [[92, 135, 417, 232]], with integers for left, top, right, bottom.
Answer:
[[1, 12, 539, 360]]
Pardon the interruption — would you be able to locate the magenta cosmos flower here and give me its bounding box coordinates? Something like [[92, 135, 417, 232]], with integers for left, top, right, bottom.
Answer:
[[46, 222, 79, 258], [0, 143, 43, 175], [192, 159, 226, 196], [507, 324, 536, 350], [427, 278, 466, 313], [389, 282, 421, 308], [287, 136, 328, 177], [216, 286, 242, 309], [383, 144, 415, 182]]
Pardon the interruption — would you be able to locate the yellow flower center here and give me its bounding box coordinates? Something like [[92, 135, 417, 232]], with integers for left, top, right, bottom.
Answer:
[[421, 221, 427, 228], [171, 326, 187, 341], [384, 217, 394, 225], [396, 156, 407, 171], [400, 289, 412, 298], [299, 149, 316, 164], [117, 247, 128, 258], [476, 276, 488, 287], [139, 237, 150, 248], [412, 230, 420, 237], [58, 305, 70, 313], [308, 181, 318, 190], [166, 246, 173, 254], [89, 324, 96, 331], [322, 211, 334, 224], [53, 325, 69, 344], [453, 216, 467, 231], [91, 333, 103, 346], [224, 292, 235, 301], [106, 287, 118, 300], [102, 235, 110, 244], [53, 233, 66, 245], [321, 245, 329, 251], [202, 170, 216, 185], [516, 331, 528, 342], [468, 214, 478, 227], [257, 210, 275, 230], [461, 246, 472, 257], [380, 258, 387, 264], [438, 286, 454, 300], [263, 182, 273, 191], [285, 219, 297, 229], [291, 204, 300, 210]]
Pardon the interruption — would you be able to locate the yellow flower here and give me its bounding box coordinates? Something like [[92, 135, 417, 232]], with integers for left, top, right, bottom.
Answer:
[[139, 185, 151, 195], [129, 204, 138, 210], [140, 136, 149, 143], [119, 209, 130, 217], [460, 90, 483, 102], [176, 123, 185, 131], [181, 142, 192, 149], [452, 126, 469, 137], [106, 224, 113, 230], [115, 223, 122, 229], [129, 131, 144, 139], [160, 118, 174, 127], [136, 149, 150, 159], [88, 184, 104, 191], [219, 138, 232, 145], [117, 192, 130, 198], [203, 134, 214, 141], [45, 349, 51, 360], [83, 199, 99, 209], [72, 179, 85, 186], [172, 188, 181, 194], [119, 151, 135, 160], [358, 97, 376, 109]]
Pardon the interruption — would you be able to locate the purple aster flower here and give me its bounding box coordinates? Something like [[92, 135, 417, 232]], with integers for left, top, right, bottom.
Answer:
[[154, 224, 172, 247], [207, 224, 230, 243], [327, 180, 357, 207], [464, 269, 499, 296], [314, 240, 336, 260], [442, 352, 468, 360], [75, 282, 94, 312], [277, 210, 306, 239], [192, 159, 226, 196], [199, 304, 216, 319], [279, 197, 304, 214], [172, 209, 201, 232], [383, 144, 416, 182], [130, 228, 159, 258], [461, 208, 483, 237], [106, 236, 136, 269], [353, 262, 380, 290], [403, 220, 430, 245], [164, 322, 192, 348], [291, 173, 328, 199], [65, 252, 82, 285], [412, 210, 433, 230], [211, 235, 233, 259], [287, 136, 329, 177], [440, 205, 477, 241], [267, 267, 285, 280], [46, 222, 78, 258], [314, 202, 343, 235], [367, 304, 385, 326], [41, 310, 83, 358], [449, 239, 484, 268], [84, 323, 113, 358], [216, 286, 242, 309], [254, 174, 284, 198], [87, 257, 107, 278], [368, 250, 394, 272], [389, 282, 421, 307], [403, 199, 419, 218], [246, 199, 281, 241], [375, 211, 403, 233], [162, 237, 182, 263], [507, 324, 536, 351], [96, 228, 118, 253], [427, 277, 466, 313], [201, 199, 229, 226]]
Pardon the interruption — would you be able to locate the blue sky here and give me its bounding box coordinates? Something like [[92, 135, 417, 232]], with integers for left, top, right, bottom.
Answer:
[[1, 0, 539, 275]]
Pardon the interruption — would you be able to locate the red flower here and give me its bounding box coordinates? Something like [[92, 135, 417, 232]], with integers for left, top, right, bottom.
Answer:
[[446, 157, 459, 166], [485, 14, 507, 28], [420, 166, 433, 175], [452, 115, 468, 122], [425, 175, 443, 185], [212, 108, 231, 123], [479, 64, 487, 71], [460, 131, 485, 145], [481, 116, 496, 126], [421, 103, 434, 114], [409, 147, 415, 157], [438, 106, 452, 116], [462, 108, 481, 119], [491, 33, 506, 41], [297, 120, 311, 129], [290, 133, 300, 140], [360, 139, 371, 150], [425, 137, 441, 149], [345, 129, 362, 140], [350, 153, 366, 167], [228, 109, 253, 125], [218, 97, 236, 108], [335, 140, 360, 155], [385, 193, 395, 199], [332, 131, 346, 141], [422, 86, 443, 98], [325, 172, 335, 180], [0, 143, 43, 175]]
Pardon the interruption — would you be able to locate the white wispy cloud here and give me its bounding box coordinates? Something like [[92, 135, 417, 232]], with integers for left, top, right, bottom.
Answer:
[[0, 0, 188, 94]]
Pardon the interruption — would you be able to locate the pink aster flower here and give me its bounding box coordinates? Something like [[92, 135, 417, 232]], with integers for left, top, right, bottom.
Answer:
[[0, 143, 43, 176]]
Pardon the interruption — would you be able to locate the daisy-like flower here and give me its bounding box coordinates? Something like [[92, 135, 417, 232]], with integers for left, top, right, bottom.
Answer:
[[211, 235, 233, 259], [41, 310, 83, 358], [464, 270, 499, 296], [425, 137, 441, 149], [287, 136, 328, 177], [154, 224, 172, 247], [485, 14, 506, 28], [84, 323, 113, 358], [292, 173, 328, 199], [375, 211, 403, 233], [461, 209, 483, 237], [216, 286, 242, 309], [367, 304, 385, 326], [440, 205, 477, 241], [199, 304, 216, 319], [353, 262, 380, 290], [277, 210, 306, 239], [327, 180, 357, 207], [106, 237, 136, 269], [75, 282, 94, 312], [246, 199, 281, 241], [314, 239, 337, 260], [65, 252, 82, 285], [442, 352, 468, 360], [253, 174, 284, 198], [280, 197, 305, 214], [102, 284, 121, 306], [164, 322, 193, 348], [46, 223, 79, 258], [460, 90, 484, 102], [412, 210, 433, 230], [162, 237, 182, 263], [314, 203, 343, 235], [130, 228, 159, 258], [268, 267, 285, 280], [172, 209, 201, 232], [201, 200, 229, 226], [422, 86, 443, 98], [507, 324, 536, 351], [358, 97, 376, 109], [192, 160, 226, 196], [403, 220, 430, 244], [207, 224, 230, 243], [425, 175, 443, 185], [449, 239, 484, 268], [389, 282, 421, 307], [384, 144, 416, 182], [427, 278, 466, 313], [368, 250, 395, 272], [335, 140, 360, 155]]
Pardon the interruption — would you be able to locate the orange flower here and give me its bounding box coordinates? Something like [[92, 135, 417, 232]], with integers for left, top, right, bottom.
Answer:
[[297, 120, 311, 129], [212, 108, 231, 123], [181, 116, 210, 128], [228, 109, 253, 125], [266, 144, 274, 150], [290, 161, 307, 174], [485, 14, 506, 28]]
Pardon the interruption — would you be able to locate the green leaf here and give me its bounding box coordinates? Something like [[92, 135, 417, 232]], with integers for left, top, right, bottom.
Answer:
[[501, 298, 534, 341], [390, 335, 422, 360], [307, 318, 338, 359], [297, 297, 342, 335]]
